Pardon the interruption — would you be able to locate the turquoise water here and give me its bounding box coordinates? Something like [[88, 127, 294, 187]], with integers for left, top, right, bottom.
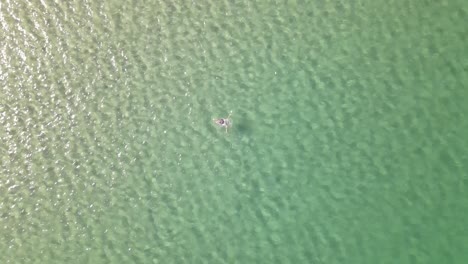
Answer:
[[1, 0, 468, 263]]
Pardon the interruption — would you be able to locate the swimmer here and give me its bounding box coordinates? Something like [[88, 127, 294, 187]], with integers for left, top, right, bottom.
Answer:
[[213, 112, 232, 133]]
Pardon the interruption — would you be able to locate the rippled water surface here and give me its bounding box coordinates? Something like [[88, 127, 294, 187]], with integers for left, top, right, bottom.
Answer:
[[1, 0, 467, 263]]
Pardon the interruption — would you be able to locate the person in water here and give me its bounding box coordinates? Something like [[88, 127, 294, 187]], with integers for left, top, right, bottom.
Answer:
[[213, 113, 232, 133]]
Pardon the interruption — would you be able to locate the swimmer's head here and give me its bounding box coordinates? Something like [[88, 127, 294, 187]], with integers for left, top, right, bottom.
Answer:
[[214, 118, 224, 125]]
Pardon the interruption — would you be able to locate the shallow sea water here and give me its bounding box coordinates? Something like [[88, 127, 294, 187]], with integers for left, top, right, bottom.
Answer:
[[1, 0, 468, 263]]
